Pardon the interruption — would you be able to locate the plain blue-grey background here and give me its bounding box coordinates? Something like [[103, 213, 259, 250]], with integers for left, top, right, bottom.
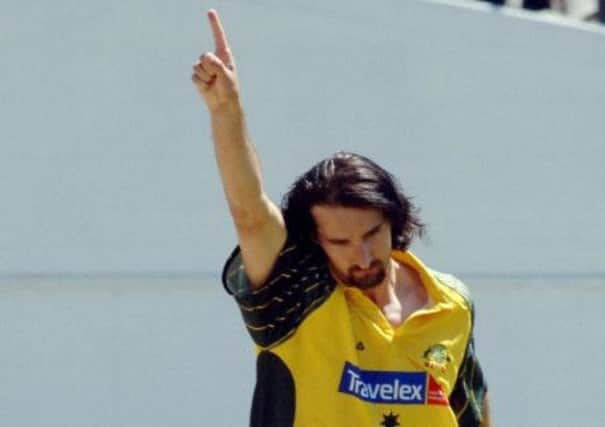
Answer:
[[1, 0, 604, 425], [2, 0, 604, 276]]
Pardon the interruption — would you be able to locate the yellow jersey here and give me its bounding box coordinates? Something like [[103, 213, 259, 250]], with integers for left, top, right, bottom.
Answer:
[[223, 241, 487, 427]]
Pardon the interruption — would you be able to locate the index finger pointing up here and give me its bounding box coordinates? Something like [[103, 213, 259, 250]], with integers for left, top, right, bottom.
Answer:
[[208, 10, 232, 58]]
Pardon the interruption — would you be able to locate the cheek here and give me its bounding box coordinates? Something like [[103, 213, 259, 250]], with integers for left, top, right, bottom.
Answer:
[[371, 235, 393, 262]]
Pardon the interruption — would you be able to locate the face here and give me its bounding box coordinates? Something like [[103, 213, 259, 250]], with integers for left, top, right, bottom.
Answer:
[[311, 205, 393, 290]]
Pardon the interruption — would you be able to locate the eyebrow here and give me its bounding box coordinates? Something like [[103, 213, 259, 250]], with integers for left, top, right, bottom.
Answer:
[[363, 222, 384, 238], [325, 221, 384, 244]]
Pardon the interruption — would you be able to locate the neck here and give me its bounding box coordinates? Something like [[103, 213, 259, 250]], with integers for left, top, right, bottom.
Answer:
[[362, 258, 429, 327]]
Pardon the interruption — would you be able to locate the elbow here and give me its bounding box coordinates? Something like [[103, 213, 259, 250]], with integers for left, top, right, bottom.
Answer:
[[228, 195, 276, 231]]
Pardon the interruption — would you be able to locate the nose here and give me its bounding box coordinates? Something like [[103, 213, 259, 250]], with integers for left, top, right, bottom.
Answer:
[[353, 242, 372, 269]]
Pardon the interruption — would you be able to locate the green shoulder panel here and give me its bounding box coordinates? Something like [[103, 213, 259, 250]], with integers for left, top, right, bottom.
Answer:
[[430, 269, 475, 327]]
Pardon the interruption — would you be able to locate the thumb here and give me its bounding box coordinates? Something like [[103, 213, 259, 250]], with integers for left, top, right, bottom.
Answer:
[[200, 52, 231, 79]]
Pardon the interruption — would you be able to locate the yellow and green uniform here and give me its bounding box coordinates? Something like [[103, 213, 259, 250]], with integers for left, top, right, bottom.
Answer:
[[223, 240, 487, 427]]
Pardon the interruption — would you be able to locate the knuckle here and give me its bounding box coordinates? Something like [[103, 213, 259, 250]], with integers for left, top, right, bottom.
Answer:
[[199, 53, 212, 65]]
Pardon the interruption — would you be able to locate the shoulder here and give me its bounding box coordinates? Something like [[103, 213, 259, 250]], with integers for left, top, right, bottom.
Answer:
[[429, 269, 476, 324], [221, 238, 336, 348], [394, 251, 475, 316], [222, 239, 327, 297], [430, 270, 472, 304]]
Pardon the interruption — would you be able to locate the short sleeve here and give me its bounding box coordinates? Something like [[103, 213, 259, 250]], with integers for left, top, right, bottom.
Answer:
[[449, 334, 488, 427], [431, 270, 488, 426], [221, 239, 336, 348]]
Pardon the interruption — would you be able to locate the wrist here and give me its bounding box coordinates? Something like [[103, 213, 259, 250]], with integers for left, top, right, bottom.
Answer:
[[210, 101, 247, 138], [208, 96, 244, 118]]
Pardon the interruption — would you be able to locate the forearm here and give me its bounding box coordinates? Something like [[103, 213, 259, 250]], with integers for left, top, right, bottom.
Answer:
[[480, 392, 492, 427], [211, 106, 270, 226], [193, 10, 286, 288]]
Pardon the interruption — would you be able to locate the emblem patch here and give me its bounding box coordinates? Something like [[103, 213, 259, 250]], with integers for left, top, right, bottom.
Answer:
[[423, 344, 452, 372]]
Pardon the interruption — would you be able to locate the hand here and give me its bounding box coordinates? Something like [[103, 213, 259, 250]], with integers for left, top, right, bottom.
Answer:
[[192, 10, 240, 114]]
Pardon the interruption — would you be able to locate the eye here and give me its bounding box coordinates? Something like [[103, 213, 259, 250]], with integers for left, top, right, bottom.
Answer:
[[328, 239, 349, 246]]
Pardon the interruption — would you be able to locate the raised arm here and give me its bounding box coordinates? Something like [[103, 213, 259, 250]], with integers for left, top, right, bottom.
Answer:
[[192, 10, 286, 288]]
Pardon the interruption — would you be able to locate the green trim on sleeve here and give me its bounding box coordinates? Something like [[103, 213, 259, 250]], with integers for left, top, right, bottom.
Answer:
[[431, 270, 488, 427], [221, 241, 336, 348], [222, 249, 254, 297]]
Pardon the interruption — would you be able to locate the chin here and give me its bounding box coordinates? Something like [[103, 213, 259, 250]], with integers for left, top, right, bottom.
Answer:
[[347, 271, 386, 290], [349, 281, 382, 291]]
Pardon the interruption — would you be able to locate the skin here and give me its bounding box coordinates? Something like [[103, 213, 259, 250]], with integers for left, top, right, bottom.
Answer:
[[192, 10, 287, 288], [311, 205, 429, 326], [312, 205, 492, 424], [192, 10, 491, 425], [482, 394, 492, 427]]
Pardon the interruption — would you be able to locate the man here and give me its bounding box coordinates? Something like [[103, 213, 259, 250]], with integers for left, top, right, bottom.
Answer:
[[192, 10, 491, 426]]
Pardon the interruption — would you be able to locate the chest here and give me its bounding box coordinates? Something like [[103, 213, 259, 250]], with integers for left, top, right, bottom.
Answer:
[[273, 288, 469, 396], [268, 291, 469, 426]]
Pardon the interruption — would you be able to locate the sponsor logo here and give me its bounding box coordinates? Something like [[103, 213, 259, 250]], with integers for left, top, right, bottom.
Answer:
[[427, 375, 449, 406], [338, 362, 448, 406], [338, 362, 425, 404]]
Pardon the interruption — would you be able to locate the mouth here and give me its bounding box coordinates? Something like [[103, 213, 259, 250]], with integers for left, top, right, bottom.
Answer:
[[350, 260, 382, 276], [347, 260, 386, 288]]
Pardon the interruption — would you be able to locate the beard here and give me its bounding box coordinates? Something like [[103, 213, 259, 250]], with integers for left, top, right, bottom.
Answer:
[[340, 259, 387, 290]]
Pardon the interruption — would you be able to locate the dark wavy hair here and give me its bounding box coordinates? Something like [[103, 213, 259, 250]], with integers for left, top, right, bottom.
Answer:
[[281, 152, 425, 250]]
